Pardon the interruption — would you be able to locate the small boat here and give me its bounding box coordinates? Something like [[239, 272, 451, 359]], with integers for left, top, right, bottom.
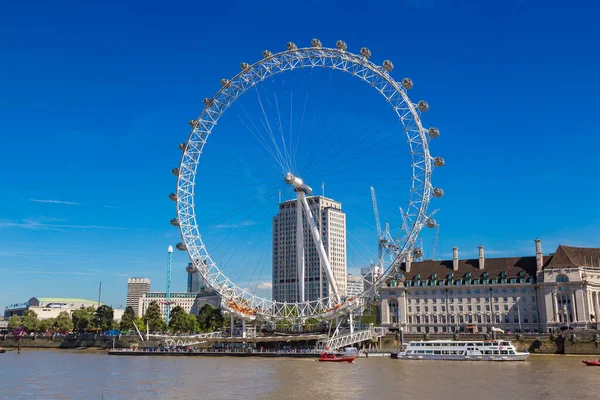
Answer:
[[582, 359, 600, 366], [392, 339, 529, 361], [318, 352, 355, 363], [0, 348, 6, 354]]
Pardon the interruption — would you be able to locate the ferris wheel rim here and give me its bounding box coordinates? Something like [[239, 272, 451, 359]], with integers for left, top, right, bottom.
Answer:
[[175, 42, 436, 321]]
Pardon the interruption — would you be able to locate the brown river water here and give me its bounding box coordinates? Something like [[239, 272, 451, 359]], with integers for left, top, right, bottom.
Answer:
[[1, 350, 599, 399]]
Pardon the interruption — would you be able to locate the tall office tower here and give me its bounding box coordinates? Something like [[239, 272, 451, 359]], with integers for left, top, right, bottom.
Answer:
[[272, 196, 347, 304], [126, 277, 150, 316]]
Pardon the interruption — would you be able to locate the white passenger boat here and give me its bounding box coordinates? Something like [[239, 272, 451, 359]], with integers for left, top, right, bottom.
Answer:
[[392, 340, 529, 361]]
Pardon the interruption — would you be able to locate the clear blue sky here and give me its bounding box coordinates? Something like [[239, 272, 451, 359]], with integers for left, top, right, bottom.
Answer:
[[1, 0, 599, 312]]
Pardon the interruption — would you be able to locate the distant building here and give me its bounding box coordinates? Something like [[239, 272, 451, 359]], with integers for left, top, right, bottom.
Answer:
[[137, 291, 220, 319], [272, 196, 347, 303], [127, 277, 150, 315], [3, 297, 124, 321], [379, 240, 600, 334], [186, 263, 207, 293], [347, 274, 364, 297]]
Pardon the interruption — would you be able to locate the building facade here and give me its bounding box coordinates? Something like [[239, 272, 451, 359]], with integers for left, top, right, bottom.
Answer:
[[137, 291, 221, 319], [272, 196, 347, 303], [127, 277, 150, 315], [379, 240, 600, 334], [347, 274, 364, 297], [4, 297, 124, 321]]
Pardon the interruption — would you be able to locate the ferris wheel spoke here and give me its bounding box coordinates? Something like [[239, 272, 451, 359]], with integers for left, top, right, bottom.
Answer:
[[253, 86, 289, 173], [237, 110, 287, 172]]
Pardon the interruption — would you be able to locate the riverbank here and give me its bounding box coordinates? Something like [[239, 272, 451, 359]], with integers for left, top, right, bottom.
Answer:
[[3, 331, 600, 355]]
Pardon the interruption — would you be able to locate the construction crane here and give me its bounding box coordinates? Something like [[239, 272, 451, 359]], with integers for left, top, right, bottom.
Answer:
[[370, 187, 399, 274], [431, 224, 440, 261], [370, 186, 384, 268]]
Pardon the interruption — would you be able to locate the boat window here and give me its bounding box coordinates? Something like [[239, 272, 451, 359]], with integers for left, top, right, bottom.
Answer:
[[501, 351, 508, 355], [500, 342, 510, 346], [509, 351, 515, 355], [434, 351, 441, 355], [426, 350, 433, 354], [418, 350, 425, 354], [467, 343, 474, 346], [493, 350, 499, 355]]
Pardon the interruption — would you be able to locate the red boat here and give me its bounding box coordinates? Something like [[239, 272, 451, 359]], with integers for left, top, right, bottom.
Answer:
[[318, 352, 355, 363], [582, 359, 600, 366]]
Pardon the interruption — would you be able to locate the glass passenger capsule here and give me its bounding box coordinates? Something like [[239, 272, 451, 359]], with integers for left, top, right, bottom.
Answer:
[[170, 218, 179, 226], [412, 247, 424, 258], [402, 78, 413, 89], [171, 168, 179, 176], [311, 38, 322, 48], [432, 187, 444, 198], [417, 100, 429, 112], [262, 50, 272, 58], [433, 157, 445, 167], [360, 47, 371, 59], [428, 127, 440, 139], [336, 40, 347, 51], [176, 242, 187, 251], [382, 60, 394, 72], [168, 193, 177, 201], [286, 42, 297, 51]]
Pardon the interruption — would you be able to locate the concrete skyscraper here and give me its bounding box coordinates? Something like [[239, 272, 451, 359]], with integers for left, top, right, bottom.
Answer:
[[126, 277, 150, 316], [272, 196, 347, 303]]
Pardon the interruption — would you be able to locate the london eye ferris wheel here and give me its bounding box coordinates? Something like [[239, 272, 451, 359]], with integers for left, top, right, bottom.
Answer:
[[170, 39, 444, 323]]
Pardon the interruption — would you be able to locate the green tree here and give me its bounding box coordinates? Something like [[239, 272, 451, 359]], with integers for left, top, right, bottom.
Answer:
[[21, 310, 40, 332], [197, 304, 224, 332], [39, 318, 56, 333], [134, 317, 146, 333], [119, 306, 136, 331], [168, 306, 188, 333], [72, 307, 96, 332], [55, 311, 74, 333], [185, 313, 199, 333], [94, 305, 115, 331], [359, 302, 378, 326], [144, 301, 166, 332], [7, 315, 21, 330]]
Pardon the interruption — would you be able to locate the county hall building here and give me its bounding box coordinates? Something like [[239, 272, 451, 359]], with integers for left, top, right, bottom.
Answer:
[[379, 240, 600, 334]]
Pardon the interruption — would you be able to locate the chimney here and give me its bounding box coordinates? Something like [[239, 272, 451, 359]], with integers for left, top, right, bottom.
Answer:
[[405, 252, 412, 273], [478, 245, 485, 270], [452, 247, 459, 271], [535, 238, 544, 273]]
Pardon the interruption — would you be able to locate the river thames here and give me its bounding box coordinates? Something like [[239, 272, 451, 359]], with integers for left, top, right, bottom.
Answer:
[[2, 350, 599, 399]]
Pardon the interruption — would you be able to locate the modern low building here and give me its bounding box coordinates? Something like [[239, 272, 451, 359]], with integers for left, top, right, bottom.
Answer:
[[347, 273, 364, 297], [137, 291, 221, 319], [127, 277, 151, 315], [3, 297, 125, 321], [379, 240, 600, 334]]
